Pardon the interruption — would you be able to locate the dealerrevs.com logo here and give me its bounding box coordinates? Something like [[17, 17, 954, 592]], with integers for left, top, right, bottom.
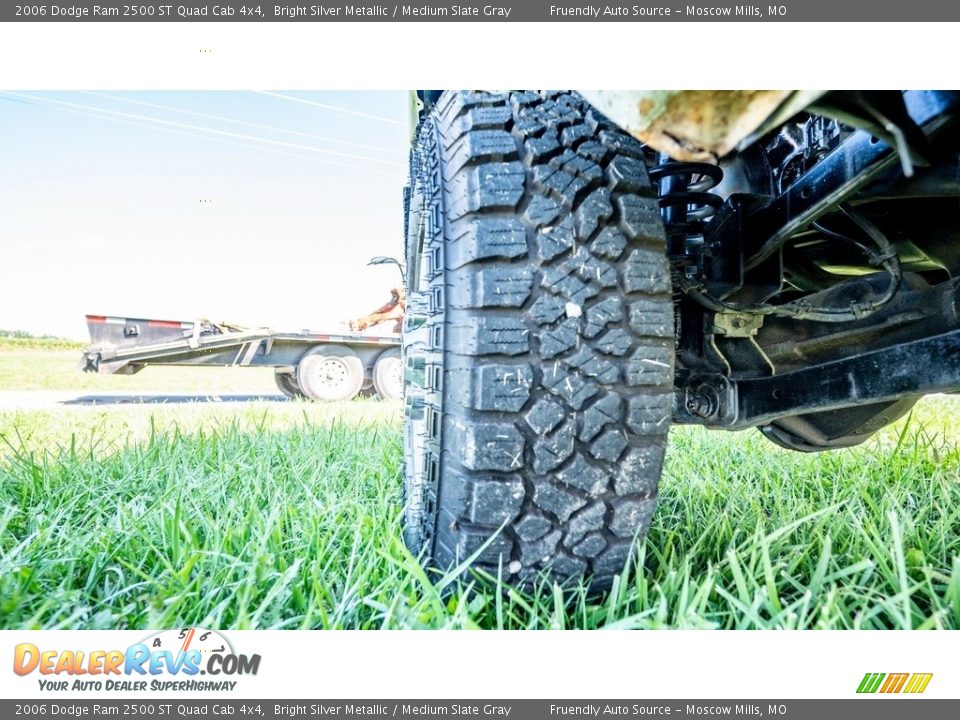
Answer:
[[13, 628, 260, 692]]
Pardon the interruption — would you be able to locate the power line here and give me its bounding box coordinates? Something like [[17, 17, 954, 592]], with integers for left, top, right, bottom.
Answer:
[[21, 103, 405, 179], [81, 91, 404, 156], [1, 92, 404, 168], [255, 91, 405, 125]]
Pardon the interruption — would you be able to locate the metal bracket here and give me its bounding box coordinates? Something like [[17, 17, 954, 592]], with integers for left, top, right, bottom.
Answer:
[[711, 312, 764, 338], [676, 326, 960, 429]]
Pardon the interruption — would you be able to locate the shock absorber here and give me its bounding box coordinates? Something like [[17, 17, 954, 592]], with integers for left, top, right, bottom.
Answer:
[[648, 156, 726, 348], [649, 156, 724, 256]]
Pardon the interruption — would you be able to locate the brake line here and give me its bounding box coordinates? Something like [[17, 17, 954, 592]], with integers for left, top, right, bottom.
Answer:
[[676, 204, 903, 323]]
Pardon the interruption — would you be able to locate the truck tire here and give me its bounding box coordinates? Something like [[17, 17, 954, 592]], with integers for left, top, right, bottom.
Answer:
[[372, 347, 403, 400], [274, 370, 306, 400], [297, 345, 365, 401], [402, 91, 673, 592]]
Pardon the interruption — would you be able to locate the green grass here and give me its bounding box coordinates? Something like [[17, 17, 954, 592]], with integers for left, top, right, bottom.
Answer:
[[1, 352, 958, 629], [0, 337, 85, 352], [1, 384, 958, 630], [0, 349, 277, 392], [0, 330, 85, 352]]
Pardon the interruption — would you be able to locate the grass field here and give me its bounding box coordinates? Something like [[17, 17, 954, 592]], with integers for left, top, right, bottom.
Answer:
[[0, 347, 277, 392], [1, 350, 958, 629]]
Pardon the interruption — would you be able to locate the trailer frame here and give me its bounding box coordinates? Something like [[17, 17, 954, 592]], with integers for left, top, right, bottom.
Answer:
[[81, 314, 402, 401]]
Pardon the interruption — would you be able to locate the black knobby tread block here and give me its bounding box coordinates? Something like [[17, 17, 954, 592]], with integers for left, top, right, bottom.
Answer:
[[447, 317, 530, 357], [525, 133, 562, 162], [607, 154, 653, 194], [579, 391, 622, 442], [625, 343, 674, 386], [588, 428, 629, 463], [563, 501, 607, 548], [446, 129, 519, 175], [565, 345, 620, 385], [594, 328, 634, 356], [406, 90, 674, 593], [446, 162, 526, 220], [447, 419, 525, 473], [548, 552, 589, 578], [532, 418, 577, 474], [628, 299, 675, 339], [616, 195, 668, 244], [447, 363, 535, 413], [519, 529, 563, 567], [524, 194, 563, 228], [527, 295, 567, 326], [455, 528, 514, 565], [559, 152, 604, 183], [556, 453, 608, 496], [468, 478, 526, 525], [544, 271, 599, 306], [593, 539, 634, 575], [609, 497, 657, 538], [532, 481, 586, 523], [573, 249, 618, 289], [536, 317, 581, 360], [622, 247, 672, 294], [591, 227, 628, 260], [524, 397, 567, 435], [583, 296, 624, 339], [534, 215, 576, 262], [444, 106, 513, 147], [446, 218, 528, 269], [541, 362, 600, 410], [626, 394, 674, 435], [515, 513, 552, 542], [614, 444, 666, 495], [572, 532, 608, 559], [447, 265, 534, 309], [574, 187, 613, 240]]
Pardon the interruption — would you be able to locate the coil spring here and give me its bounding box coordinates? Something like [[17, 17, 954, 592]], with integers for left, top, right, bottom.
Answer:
[[649, 160, 725, 345], [648, 161, 724, 245]]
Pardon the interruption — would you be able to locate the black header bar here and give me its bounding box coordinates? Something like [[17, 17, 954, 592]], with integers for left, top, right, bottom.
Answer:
[[2, 700, 960, 720], [4, 0, 960, 22]]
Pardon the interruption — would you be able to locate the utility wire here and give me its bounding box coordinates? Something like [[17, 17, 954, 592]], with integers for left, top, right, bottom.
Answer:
[[27, 104, 405, 179], [81, 91, 404, 156], [1, 92, 404, 167], [255, 91, 404, 125]]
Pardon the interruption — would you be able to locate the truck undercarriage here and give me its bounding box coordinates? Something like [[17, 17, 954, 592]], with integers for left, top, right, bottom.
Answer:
[[646, 90, 960, 449]]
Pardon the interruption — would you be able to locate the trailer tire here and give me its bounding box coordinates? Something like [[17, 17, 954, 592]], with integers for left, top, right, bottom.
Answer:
[[297, 345, 365, 401], [372, 347, 403, 401], [402, 91, 673, 592], [274, 370, 306, 400]]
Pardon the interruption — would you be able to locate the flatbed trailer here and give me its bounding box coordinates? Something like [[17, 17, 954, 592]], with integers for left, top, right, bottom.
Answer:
[[80, 314, 402, 401]]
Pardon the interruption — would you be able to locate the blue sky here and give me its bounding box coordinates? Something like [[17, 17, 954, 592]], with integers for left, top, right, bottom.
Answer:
[[0, 91, 410, 339]]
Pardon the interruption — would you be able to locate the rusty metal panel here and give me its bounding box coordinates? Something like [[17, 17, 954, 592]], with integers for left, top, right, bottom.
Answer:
[[583, 90, 822, 161]]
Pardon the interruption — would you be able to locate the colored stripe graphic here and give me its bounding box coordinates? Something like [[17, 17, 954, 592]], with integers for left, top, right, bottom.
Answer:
[[857, 673, 885, 693], [904, 673, 934, 694], [857, 672, 932, 694], [880, 673, 909, 693]]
